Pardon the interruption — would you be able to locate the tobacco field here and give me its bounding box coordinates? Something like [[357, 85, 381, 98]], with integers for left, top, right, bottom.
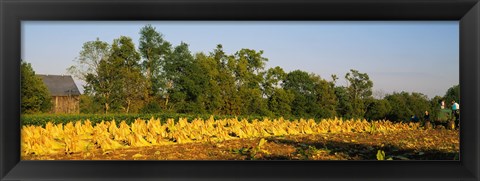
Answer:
[[21, 117, 459, 160]]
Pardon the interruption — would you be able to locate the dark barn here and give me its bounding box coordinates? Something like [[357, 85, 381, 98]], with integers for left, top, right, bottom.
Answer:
[[37, 74, 81, 114]]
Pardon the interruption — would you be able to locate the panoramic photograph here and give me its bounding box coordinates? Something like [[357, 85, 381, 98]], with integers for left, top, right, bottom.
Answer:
[[20, 21, 460, 160]]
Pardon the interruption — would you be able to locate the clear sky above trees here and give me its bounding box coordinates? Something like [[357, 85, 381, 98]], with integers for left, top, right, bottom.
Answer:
[[21, 21, 459, 98]]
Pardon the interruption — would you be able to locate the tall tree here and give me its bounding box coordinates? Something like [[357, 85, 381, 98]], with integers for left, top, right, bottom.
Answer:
[[110, 36, 145, 113], [21, 61, 53, 114], [212, 45, 241, 115], [163, 42, 196, 112], [443, 84, 460, 104], [408, 92, 432, 120], [334, 86, 354, 119], [89, 51, 122, 114], [268, 88, 295, 117], [67, 38, 110, 88], [344, 69, 373, 118], [262, 66, 287, 98], [385, 92, 411, 122], [283, 70, 337, 118], [365, 99, 391, 121], [283, 70, 316, 117], [67, 38, 111, 113], [310, 74, 338, 118], [79, 94, 103, 114], [384, 92, 430, 122], [263, 66, 289, 116], [233, 49, 269, 115], [138, 25, 172, 100], [219, 57, 242, 115], [194, 52, 222, 114]]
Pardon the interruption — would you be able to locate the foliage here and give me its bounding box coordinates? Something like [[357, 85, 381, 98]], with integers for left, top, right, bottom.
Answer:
[[443, 84, 460, 104], [365, 99, 391, 121], [376, 150, 394, 160], [310, 74, 338, 118], [384, 92, 431, 122], [70, 38, 114, 113], [140, 101, 163, 114], [139, 24, 172, 100], [283, 70, 337, 119], [295, 144, 323, 160], [67, 38, 110, 83], [233, 48, 270, 116], [334, 86, 354, 119], [376, 150, 407, 160], [344, 69, 373, 118], [79, 95, 103, 114], [268, 89, 295, 117], [21, 61, 53, 114], [231, 138, 268, 160], [110, 36, 145, 113]]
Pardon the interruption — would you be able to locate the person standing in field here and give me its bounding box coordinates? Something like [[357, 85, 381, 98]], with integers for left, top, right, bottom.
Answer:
[[423, 111, 430, 123], [423, 110, 432, 129], [410, 115, 419, 122], [451, 100, 460, 127], [441, 100, 445, 109]]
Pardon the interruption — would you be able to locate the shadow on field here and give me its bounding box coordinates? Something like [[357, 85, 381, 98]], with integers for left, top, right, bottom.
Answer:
[[265, 137, 458, 160]]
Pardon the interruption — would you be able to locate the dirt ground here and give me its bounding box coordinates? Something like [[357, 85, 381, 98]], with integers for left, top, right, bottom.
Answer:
[[22, 129, 459, 160]]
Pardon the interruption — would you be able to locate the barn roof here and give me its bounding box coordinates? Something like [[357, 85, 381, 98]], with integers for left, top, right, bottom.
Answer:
[[37, 74, 81, 96]]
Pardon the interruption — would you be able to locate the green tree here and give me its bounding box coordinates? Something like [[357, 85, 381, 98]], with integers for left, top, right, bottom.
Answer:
[[283, 70, 315, 117], [220, 52, 242, 115], [84, 36, 145, 114], [365, 98, 391, 121], [385, 92, 411, 122], [79, 94, 103, 114], [384, 92, 431, 122], [233, 49, 269, 115], [262, 66, 287, 98], [268, 88, 295, 117], [68, 38, 112, 113], [310, 74, 338, 118], [88, 52, 122, 113], [164, 42, 197, 112], [345, 69, 373, 118], [334, 86, 354, 119], [194, 52, 222, 114], [67, 38, 110, 90], [21, 61, 52, 114], [283, 70, 337, 118], [109, 36, 145, 113], [138, 24, 172, 101], [443, 84, 460, 104], [408, 92, 431, 121], [210, 45, 234, 114]]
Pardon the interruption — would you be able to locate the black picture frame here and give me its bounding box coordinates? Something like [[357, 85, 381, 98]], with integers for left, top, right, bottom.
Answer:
[[1, 0, 479, 180]]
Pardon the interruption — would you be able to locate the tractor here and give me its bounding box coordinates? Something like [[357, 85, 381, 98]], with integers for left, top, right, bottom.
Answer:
[[430, 108, 457, 130]]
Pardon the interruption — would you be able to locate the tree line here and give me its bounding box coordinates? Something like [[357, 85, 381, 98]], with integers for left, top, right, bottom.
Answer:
[[21, 24, 460, 122]]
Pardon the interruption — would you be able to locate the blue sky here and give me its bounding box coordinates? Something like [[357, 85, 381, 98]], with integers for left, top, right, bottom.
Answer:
[[21, 21, 459, 99]]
